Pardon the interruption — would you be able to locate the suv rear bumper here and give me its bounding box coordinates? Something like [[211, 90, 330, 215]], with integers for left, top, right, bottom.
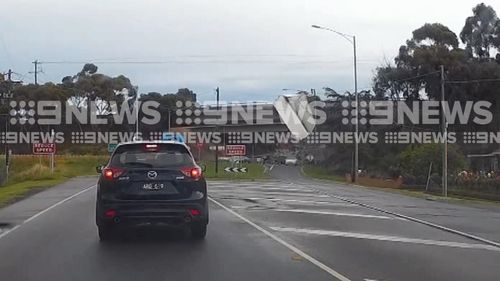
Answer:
[[96, 199, 209, 227]]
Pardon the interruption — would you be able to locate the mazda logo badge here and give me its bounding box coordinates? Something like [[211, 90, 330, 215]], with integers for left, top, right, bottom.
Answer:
[[147, 171, 158, 179]]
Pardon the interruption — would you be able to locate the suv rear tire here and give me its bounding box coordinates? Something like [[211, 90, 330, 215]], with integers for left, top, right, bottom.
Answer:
[[98, 226, 115, 241], [191, 223, 207, 239]]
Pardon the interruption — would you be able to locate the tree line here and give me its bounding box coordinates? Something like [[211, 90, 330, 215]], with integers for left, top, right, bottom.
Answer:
[[319, 3, 500, 183]]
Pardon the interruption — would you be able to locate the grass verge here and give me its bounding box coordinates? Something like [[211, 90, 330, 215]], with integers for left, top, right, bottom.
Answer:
[[302, 165, 345, 182], [0, 155, 108, 207], [302, 165, 500, 206], [0, 156, 270, 207]]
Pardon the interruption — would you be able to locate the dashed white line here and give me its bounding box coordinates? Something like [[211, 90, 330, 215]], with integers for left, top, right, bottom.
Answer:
[[247, 197, 352, 206], [270, 227, 500, 252], [210, 187, 316, 193], [213, 191, 329, 198], [273, 209, 395, 220], [209, 197, 352, 281]]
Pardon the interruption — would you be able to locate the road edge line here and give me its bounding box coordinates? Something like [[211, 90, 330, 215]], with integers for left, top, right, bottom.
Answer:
[[299, 166, 500, 248], [208, 196, 352, 281], [293, 181, 500, 249], [0, 184, 96, 239]]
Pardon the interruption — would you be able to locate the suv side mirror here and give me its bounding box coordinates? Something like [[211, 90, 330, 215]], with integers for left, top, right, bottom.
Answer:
[[96, 165, 104, 174]]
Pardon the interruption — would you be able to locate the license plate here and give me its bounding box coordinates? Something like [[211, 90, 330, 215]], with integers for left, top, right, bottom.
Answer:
[[142, 183, 165, 190]]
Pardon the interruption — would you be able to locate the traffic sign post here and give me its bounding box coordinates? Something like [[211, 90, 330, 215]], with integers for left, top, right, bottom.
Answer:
[[33, 143, 56, 174], [5, 149, 11, 183], [196, 143, 203, 162]]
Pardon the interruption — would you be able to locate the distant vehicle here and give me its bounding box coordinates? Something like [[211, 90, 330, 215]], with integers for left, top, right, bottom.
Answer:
[[95, 141, 208, 241], [230, 156, 250, 163], [285, 157, 298, 166], [274, 156, 286, 164]]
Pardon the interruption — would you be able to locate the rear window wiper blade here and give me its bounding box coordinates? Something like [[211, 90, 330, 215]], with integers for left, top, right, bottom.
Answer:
[[122, 162, 154, 168]]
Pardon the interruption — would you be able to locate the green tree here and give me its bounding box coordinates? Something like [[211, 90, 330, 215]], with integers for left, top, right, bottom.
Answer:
[[460, 3, 500, 58], [61, 63, 136, 114], [373, 22, 466, 101]]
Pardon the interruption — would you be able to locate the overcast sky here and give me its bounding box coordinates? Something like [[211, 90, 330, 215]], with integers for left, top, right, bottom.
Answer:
[[0, 0, 494, 102]]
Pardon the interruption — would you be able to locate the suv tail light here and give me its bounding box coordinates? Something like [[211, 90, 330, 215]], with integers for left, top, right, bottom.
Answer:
[[180, 167, 203, 181], [103, 167, 125, 180]]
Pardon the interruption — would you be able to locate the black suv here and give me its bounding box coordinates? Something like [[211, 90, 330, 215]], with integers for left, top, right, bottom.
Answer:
[[95, 141, 208, 241]]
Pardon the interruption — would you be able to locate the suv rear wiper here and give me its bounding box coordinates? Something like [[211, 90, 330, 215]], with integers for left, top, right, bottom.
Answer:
[[122, 162, 154, 168]]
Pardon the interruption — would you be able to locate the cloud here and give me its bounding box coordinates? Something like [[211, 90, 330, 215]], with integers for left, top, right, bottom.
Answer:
[[0, 0, 488, 101]]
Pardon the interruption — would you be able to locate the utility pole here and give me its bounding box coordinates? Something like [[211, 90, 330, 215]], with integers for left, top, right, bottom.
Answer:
[[167, 109, 171, 132], [215, 87, 220, 175], [353, 35, 359, 183], [32, 60, 39, 85], [135, 86, 139, 140], [440, 65, 448, 197], [50, 129, 55, 174]]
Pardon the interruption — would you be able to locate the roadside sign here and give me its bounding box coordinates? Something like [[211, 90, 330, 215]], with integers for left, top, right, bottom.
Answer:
[[108, 143, 118, 153], [33, 143, 56, 155], [224, 167, 247, 173], [306, 154, 314, 162], [209, 146, 225, 151], [225, 145, 246, 156]]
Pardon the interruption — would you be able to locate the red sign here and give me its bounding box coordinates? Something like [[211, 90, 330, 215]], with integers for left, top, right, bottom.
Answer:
[[33, 143, 56, 155], [225, 145, 246, 156]]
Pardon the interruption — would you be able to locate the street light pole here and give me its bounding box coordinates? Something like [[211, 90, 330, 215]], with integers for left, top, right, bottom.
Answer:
[[312, 24, 359, 183], [215, 87, 220, 175]]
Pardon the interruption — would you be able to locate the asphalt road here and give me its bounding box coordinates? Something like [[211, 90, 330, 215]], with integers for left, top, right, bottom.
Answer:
[[1, 170, 500, 281]]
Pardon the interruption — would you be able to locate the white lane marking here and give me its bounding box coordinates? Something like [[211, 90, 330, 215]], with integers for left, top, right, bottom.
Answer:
[[210, 187, 316, 192], [212, 191, 329, 199], [247, 197, 352, 206], [24, 185, 96, 223], [273, 209, 395, 220], [270, 227, 500, 252], [0, 225, 20, 240], [0, 184, 96, 239], [209, 197, 352, 281]]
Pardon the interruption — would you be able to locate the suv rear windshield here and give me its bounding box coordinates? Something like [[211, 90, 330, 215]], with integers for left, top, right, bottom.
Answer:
[[110, 143, 194, 168]]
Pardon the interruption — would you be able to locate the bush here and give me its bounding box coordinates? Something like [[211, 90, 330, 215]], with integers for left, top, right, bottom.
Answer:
[[397, 143, 467, 184]]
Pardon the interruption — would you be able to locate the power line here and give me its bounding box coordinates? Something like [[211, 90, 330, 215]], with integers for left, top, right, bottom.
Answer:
[[446, 78, 500, 84], [388, 71, 441, 84], [37, 59, 378, 65], [384, 70, 500, 85], [38, 54, 378, 60]]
